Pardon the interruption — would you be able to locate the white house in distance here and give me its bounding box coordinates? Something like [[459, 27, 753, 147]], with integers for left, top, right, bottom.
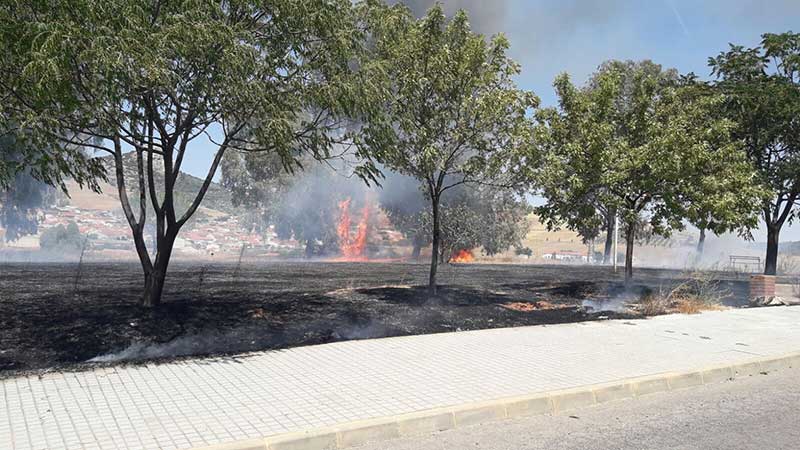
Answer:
[[542, 250, 589, 263]]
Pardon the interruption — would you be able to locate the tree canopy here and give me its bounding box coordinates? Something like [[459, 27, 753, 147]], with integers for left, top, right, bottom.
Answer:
[[380, 182, 530, 262], [0, 123, 105, 194], [0, 132, 58, 241], [535, 60, 764, 281], [709, 32, 800, 274], [0, 0, 382, 306], [361, 2, 537, 293]]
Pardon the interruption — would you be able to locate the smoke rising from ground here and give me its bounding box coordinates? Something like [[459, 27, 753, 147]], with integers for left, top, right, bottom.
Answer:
[[374, 169, 427, 215]]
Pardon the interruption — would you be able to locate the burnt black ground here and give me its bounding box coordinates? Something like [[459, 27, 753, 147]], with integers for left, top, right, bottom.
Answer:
[[0, 261, 750, 375]]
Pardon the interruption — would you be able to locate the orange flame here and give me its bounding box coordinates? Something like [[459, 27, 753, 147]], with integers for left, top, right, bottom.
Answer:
[[337, 197, 370, 260], [337, 198, 352, 251], [450, 249, 474, 263]]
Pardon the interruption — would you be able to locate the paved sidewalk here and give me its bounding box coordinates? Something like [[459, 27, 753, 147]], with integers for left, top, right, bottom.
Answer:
[[3, 307, 800, 450]]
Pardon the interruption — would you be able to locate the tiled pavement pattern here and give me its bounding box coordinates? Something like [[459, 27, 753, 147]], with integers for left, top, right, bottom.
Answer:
[[3, 307, 800, 450]]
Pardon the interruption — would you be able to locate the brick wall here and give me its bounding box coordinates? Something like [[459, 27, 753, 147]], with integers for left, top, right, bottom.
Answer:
[[750, 275, 776, 298]]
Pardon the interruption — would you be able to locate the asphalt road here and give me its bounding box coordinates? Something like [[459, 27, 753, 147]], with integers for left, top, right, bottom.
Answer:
[[355, 367, 800, 450]]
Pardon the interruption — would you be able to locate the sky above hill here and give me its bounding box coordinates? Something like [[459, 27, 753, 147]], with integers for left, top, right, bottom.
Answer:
[[180, 0, 800, 240]]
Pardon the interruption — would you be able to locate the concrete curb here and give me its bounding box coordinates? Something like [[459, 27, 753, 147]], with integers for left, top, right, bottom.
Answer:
[[191, 351, 800, 450]]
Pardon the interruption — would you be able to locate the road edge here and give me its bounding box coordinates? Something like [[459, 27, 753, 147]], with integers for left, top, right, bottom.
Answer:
[[191, 351, 800, 450]]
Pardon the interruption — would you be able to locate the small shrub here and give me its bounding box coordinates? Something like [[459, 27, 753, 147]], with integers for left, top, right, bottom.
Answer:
[[515, 247, 533, 257], [39, 221, 85, 253], [635, 270, 727, 316], [638, 292, 671, 316]]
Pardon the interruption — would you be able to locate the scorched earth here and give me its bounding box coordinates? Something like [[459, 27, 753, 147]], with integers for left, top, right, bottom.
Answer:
[[0, 262, 750, 375]]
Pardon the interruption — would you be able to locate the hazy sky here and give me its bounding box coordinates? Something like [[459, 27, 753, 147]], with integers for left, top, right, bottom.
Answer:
[[180, 0, 800, 240], [415, 0, 800, 106]]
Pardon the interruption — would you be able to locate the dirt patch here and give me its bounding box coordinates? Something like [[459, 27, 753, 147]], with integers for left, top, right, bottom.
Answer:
[[0, 262, 749, 375]]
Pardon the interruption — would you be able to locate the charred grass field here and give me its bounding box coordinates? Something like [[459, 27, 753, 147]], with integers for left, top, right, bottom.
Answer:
[[0, 261, 751, 375]]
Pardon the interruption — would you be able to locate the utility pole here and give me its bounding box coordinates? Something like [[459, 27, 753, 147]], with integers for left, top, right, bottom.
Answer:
[[613, 214, 619, 272]]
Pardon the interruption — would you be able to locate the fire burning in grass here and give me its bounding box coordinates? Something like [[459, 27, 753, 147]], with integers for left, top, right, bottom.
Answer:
[[451, 249, 475, 263], [337, 197, 370, 261]]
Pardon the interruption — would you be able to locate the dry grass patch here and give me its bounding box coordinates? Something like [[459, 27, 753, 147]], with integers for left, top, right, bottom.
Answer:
[[638, 293, 671, 316], [635, 271, 728, 316], [673, 298, 726, 314]]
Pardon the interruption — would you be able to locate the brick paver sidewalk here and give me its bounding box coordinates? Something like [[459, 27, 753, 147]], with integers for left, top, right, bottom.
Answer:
[[3, 307, 800, 450]]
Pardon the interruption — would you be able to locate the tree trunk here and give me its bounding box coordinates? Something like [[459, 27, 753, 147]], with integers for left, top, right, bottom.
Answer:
[[765, 224, 780, 275], [603, 218, 615, 264], [624, 221, 635, 284], [140, 232, 177, 307], [429, 197, 441, 296], [305, 239, 314, 258], [109, 111, 231, 309], [411, 239, 422, 261], [696, 228, 706, 256], [142, 263, 167, 308]]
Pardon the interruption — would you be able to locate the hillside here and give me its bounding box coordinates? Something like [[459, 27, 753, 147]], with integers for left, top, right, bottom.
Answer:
[[99, 152, 237, 215], [521, 214, 586, 256], [0, 154, 261, 259]]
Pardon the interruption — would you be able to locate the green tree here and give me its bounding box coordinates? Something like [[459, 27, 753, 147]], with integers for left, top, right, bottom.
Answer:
[[1, 133, 58, 241], [0, 128, 93, 241], [382, 206, 429, 260], [439, 185, 530, 261], [0, 170, 54, 242], [709, 32, 800, 275], [681, 77, 767, 259], [0, 0, 379, 306], [362, 3, 537, 293], [0, 122, 105, 194], [381, 183, 530, 262], [39, 221, 85, 253], [533, 66, 622, 264], [536, 60, 763, 282]]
